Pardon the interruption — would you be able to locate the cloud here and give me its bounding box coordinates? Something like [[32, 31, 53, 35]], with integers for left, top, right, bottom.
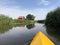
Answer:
[[38, 0, 50, 6], [0, 5, 52, 20], [0, 0, 53, 20]]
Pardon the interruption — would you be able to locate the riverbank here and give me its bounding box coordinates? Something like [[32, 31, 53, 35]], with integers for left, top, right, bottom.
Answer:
[[12, 20, 35, 25], [36, 20, 45, 24], [0, 20, 36, 27]]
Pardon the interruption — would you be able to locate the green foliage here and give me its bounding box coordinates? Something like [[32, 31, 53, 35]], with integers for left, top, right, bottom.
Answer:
[[0, 14, 13, 25], [45, 7, 60, 27], [0, 14, 35, 25], [26, 14, 35, 20], [37, 20, 45, 23]]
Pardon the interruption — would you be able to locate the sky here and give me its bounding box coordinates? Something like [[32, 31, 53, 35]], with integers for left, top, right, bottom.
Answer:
[[0, 0, 60, 20]]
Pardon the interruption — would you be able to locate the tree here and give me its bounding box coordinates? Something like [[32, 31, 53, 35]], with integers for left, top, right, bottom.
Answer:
[[45, 7, 60, 27], [26, 14, 35, 20]]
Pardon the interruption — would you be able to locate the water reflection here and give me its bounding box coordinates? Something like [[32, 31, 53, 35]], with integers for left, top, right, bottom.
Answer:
[[14, 24, 25, 27], [0, 23, 35, 33], [1, 23, 60, 45], [0, 24, 13, 33], [46, 26, 60, 45], [19, 24, 25, 28], [26, 24, 35, 29]]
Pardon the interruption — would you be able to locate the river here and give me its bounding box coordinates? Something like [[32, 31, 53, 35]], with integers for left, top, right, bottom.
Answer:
[[0, 23, 60, 45]]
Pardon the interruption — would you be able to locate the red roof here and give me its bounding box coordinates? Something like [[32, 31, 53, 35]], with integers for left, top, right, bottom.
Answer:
[[18, 16, 24, 18]]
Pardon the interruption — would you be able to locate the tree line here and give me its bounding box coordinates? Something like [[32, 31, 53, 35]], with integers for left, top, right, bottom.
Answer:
[[45, 7, 60, 28], [0, 14, 35, 25]]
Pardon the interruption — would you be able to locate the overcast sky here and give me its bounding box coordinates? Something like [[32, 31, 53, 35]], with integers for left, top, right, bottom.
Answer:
[[0, 0, 60, 20]]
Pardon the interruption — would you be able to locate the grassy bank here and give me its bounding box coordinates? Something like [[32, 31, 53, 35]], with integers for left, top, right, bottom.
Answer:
[[12, 20, 35, 25]]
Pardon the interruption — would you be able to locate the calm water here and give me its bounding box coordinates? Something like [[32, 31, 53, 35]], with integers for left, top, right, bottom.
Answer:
[[0, 23, 60, 45]]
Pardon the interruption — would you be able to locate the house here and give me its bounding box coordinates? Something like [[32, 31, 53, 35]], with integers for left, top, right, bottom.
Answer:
[[18, 16, 25, 20]]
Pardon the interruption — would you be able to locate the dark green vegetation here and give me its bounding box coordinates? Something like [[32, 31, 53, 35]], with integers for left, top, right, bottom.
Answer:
[[26, 14, 35, 20], [45, 7, 60, 42], [45, 8, 60, 27], [37, 20, 45, 23]]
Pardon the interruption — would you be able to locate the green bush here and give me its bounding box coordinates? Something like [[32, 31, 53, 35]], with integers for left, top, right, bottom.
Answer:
[[45, 7, 60, 27]]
